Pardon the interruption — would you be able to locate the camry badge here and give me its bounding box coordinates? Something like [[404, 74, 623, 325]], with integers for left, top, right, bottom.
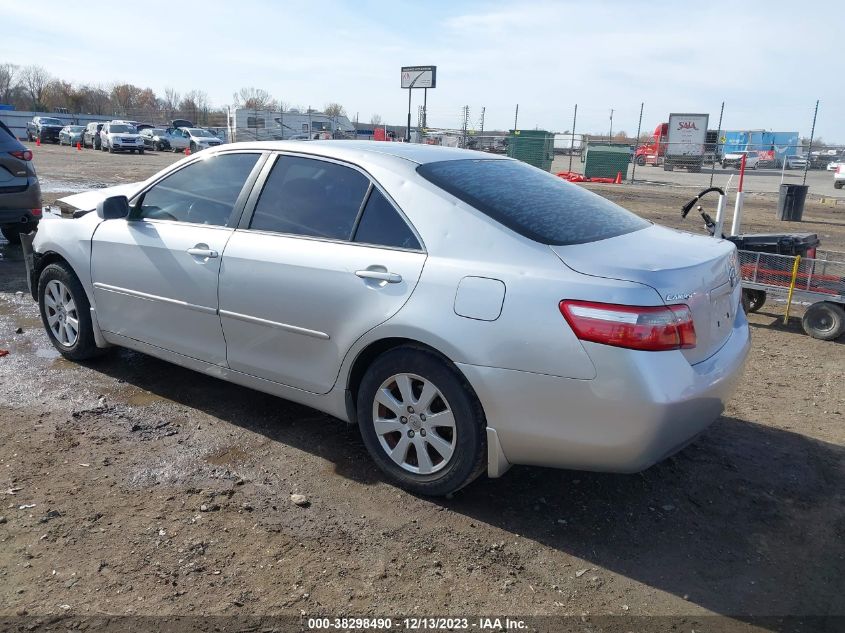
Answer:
[[666, 293, 693, 302]]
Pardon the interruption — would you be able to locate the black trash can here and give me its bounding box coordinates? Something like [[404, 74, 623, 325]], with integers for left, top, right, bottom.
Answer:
[[777, 184, 809, 221]]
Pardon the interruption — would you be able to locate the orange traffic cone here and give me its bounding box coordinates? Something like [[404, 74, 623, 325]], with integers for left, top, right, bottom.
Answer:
[[76, 142, 81, 151], [614, 171, 622, 184], [35, 137, 41, 147], [184, 147, 191, 156]]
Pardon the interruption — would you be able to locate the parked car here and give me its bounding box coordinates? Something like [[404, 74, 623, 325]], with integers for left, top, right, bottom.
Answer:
[[99, 122, 145, 154], [139, 128, 171, 151], [161, 128, 190, 152], [83, 122, 104, 149], [21, 142, 750, 496], [26, 116, 64, 144], [826, 157, 845, 171], [835, 165, 845, 190], [783, 155, 808, 169], [176, 127, 224, 153], [58, 125, 85, 146], [722, 150, 760, 169], [0, 120, 41, 244]]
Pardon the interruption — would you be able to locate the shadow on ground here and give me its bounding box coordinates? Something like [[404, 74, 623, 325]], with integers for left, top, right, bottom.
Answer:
[[82, 345, 845, 622]]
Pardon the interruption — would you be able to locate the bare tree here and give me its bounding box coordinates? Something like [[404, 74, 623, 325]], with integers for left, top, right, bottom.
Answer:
[[0, 63, 19, 104], [110, 83, 142, 115], [136, 88, 158, 115], [324, 103, 346, 117], [20, 65, 51, 110], [235, 87, 276, 111], [163, 87, 180, 117], [81, 85, 111, 115], [370, 114, 383, 126]]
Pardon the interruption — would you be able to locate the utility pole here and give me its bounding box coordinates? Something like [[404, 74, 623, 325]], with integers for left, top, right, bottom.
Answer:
[[513, 104, 519, 131], [461, 105, 469, 149], [609, 108, 614, 140], [479, 106, 485, 148]]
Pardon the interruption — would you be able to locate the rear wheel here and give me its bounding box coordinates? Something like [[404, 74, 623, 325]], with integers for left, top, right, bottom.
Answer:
[[742, 289, 766, 313], [802, 302, 845, 341], [835, 181, 843, 190], [38, 263, 102, 360], [357, 347, 486, 496], [636, 156, 645, 166]]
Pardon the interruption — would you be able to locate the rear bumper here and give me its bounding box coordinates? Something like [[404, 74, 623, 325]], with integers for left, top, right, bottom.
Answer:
[[0, 179, 42, 222], [461, 309, 751, 474]]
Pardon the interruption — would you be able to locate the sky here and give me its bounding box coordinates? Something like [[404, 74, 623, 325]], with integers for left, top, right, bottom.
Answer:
[[3, 0, 842, 142]]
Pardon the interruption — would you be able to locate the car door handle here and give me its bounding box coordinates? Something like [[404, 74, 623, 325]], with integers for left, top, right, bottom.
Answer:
[[355, 269, 402, 283], [187, 247, 218, 258]]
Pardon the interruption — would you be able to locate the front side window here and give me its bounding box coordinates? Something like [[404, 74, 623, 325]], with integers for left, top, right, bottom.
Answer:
[[138, 153, 259, 226], [353, 189, 420, 250], [249, 155, 369, 240], [417, 159, 649, 245]]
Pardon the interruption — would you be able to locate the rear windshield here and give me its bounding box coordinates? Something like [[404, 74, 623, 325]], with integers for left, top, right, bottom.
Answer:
[[416, 159, 649, 245], [109, 124, 136, 133]]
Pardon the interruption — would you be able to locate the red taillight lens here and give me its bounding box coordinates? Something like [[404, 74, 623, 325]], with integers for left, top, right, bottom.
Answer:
[[837, 166, 842, 174], [559, 300, 696, 351], [9, 150, 33, 161], [31, 208, 42, 218], [806, 247, 817, 259]]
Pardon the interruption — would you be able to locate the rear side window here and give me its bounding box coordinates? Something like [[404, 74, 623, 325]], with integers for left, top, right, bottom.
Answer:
[[416, 159, 649, 245], [250, 156, 369, 240], [354, 189, 420, 250]]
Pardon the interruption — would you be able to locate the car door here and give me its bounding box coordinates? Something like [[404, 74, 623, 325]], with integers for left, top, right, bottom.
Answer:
[[91, 151, 265, 365], [218, 153, 427, 394]]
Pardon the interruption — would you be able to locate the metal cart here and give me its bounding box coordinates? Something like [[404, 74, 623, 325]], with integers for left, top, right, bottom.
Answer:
[[738, 249, 845, 340]]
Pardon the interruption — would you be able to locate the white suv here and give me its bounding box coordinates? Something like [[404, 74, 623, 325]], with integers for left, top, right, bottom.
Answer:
[[99, 121, 145, 154], [722, 150, 760, 170], [834, 164, 845, 190]]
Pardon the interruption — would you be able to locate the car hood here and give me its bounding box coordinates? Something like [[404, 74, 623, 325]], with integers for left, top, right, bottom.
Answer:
[[56, 182, 143, 213]]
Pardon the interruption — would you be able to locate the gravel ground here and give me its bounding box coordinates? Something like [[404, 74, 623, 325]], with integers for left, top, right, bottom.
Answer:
[[1, 143, 843, 629]]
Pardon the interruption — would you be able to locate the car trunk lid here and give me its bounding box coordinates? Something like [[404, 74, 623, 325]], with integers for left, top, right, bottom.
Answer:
[[550, 224, 741, 364]]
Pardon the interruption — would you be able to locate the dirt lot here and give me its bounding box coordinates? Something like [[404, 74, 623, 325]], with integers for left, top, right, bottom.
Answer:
[[1, 143, 844, 630]]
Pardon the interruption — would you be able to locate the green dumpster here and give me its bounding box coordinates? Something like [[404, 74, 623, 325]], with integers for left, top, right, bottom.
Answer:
[[583, 143, 632, 179], [507, 129, 554, 172]]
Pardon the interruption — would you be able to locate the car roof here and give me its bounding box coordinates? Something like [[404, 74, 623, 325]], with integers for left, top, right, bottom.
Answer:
[[213, 140, 511, 166]]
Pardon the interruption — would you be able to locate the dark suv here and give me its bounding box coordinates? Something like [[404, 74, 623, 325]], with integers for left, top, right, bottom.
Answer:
[[0, 120, 41, 244]]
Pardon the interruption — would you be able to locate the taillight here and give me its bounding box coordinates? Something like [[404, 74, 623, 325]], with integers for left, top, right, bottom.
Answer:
[[559, 300, 696, 351], [837, 166, 842, 174], [9, 150, 33, 161], [31, 208, 42, 218], [806, 247, 817, 259]]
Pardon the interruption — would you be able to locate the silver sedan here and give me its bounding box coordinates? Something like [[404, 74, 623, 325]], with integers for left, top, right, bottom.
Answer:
[[22, 142, 750, 496]]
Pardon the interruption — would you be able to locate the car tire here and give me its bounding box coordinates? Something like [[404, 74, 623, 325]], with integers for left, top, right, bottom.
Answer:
[[636, 156, 645, 166], [190, 142, 197, 154], [138, 148, 144, 155], [801, 301, 845, 341], [107, 144, 113, 153], [1, 226, 22, 244], [741, 289, 766, 313], [834, 182, 843, 190], [356, 346, 487, 496], [38, 263, 103, 361], [27, 131, 33, 142]]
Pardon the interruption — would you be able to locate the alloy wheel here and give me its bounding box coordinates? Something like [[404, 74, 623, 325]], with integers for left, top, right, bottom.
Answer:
[[371, 373, 456, 475], [44, 280, 79, 347]]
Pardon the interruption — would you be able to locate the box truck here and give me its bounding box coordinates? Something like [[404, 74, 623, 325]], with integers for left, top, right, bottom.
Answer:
[[663, 113, 709, 172]]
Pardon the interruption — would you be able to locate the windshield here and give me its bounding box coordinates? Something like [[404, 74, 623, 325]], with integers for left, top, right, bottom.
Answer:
[[41, 118, 62, 125], [152, 128, 166, 135], [69, 126, 84, 132], [417, 159, 649, 246], [188, 129, 214, 138], [110, 124, 136, 133]]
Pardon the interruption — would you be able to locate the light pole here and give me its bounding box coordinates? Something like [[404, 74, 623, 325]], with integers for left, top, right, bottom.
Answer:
[[609, 108, 614, 141]]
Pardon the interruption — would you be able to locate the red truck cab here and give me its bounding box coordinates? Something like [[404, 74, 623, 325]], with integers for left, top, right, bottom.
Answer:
[[635, 123, 668, 166]]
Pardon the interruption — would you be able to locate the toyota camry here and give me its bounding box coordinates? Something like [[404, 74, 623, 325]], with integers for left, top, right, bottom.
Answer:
[[21, 141, 750, 495]]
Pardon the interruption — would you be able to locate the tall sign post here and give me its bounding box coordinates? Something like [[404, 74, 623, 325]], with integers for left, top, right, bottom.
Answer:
[[401, 66, 436, 142]]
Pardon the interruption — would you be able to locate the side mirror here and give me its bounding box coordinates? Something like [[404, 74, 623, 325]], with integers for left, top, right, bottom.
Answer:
[[96, 195, 130, 220]]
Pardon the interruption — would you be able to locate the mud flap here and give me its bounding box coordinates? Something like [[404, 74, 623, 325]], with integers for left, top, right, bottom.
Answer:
[[19, 230, 37, 300]]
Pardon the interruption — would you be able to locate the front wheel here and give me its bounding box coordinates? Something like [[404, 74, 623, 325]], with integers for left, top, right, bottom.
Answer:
[[802, 301, 845, 341], [357, 347, 486, 496], [635, 156, 645, 166], [138, 148, 144, 155], [38, 263, 103, 360], [835, 181, 843, 190]]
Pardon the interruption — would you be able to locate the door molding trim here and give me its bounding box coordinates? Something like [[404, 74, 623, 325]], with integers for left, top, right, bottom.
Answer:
[[92, 282, 217, 315], [219, 309, 331, 340]]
